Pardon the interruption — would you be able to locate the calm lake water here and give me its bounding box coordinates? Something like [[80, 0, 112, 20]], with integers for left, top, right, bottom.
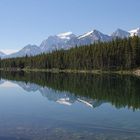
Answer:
[[0, 71, 140, 140]]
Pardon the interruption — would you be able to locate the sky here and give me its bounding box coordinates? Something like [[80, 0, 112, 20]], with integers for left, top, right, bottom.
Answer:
[[0, 0, 140, 54]]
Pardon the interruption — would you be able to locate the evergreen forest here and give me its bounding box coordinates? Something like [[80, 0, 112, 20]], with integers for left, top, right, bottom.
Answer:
[[0, 36, 140, 70]]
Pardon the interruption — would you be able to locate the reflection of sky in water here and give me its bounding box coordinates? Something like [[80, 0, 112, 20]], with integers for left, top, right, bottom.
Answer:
[[0, 79, 140, 139]]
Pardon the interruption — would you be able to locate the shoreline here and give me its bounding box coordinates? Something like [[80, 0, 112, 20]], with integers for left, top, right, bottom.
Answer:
[[0, 68, 140, 76]]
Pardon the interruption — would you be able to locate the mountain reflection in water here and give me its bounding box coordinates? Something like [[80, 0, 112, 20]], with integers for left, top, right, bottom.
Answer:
[[0, 71, 140, 140], [0, 71, 140, 110]]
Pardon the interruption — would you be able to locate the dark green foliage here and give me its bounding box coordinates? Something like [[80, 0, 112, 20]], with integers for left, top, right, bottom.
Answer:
[[0, 36, 140, 70]]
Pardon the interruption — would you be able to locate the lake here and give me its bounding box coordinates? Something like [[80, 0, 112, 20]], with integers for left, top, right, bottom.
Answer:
[[0, 71, 140, 140]]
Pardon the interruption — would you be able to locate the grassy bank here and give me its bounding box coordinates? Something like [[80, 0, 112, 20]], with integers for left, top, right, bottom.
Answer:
[[0, 68, 138, 76]]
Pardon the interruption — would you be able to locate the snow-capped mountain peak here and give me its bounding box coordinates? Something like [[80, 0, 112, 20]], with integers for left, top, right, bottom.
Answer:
[[78, 30, 94, 39], [129, 27, 140, 36], [57, 32, 75, 40], [78, 30, 104, 39], [78, 29, 111, 41], [40, 32, 77, 52], [75, 30, 112, 46]]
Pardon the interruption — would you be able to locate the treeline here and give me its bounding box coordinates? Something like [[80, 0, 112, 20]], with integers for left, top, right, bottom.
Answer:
[[1, 71, 140, 110], [0, 36, 140, 70]]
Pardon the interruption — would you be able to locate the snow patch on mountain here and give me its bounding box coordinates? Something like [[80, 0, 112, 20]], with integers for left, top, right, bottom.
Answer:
[[40, 32, 77, 52], [77, 30, 111, 46], [78, 31, 94, 39], [57, 32, 73, 40], [129, 28, 140, 37]]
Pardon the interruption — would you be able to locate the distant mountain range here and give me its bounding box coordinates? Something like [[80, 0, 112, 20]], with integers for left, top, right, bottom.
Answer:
[[1, 27, 140, 58]]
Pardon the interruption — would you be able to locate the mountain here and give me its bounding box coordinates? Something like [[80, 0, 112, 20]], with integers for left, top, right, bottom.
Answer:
[[6, 44, 41, 58], [129, 28, 140, 37], [40, 30, 112, 53], [2, 27, 140, 59], [57, 32, 76, 40], [40, 32, 76, 52], [77, 30, 111, 46], [111, 28, 130, 39], [0, 51, 6, 58]]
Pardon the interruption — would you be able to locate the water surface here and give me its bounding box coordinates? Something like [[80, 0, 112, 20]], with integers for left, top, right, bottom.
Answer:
[[0, 71, 140, 140]]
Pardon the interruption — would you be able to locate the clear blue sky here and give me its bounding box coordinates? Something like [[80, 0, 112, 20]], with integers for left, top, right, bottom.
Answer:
[[0, 0, 140, 54]]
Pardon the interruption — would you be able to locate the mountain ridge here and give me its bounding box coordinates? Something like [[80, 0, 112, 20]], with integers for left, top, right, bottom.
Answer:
[[1, 27, 140, 58]]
